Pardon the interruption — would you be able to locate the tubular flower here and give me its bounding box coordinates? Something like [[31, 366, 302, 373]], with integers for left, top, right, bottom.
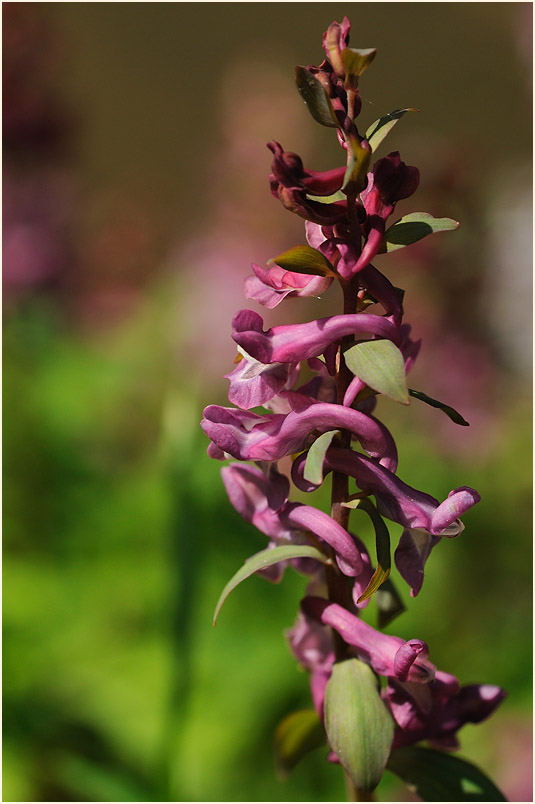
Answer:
[[202, 15, 505, 798]]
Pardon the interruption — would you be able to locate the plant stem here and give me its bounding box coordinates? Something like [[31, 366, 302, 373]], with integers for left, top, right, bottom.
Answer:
[[326, 274, 361, 660]]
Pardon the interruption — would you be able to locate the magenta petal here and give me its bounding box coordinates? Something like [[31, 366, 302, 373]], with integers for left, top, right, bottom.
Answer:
[[430, 487, 481, 536], [221, 463, 291, 540], [245, 262, 333, 308], [302, 598, 436, 682], [225, 355, 297, 409], [232, 309, 401, 364], [394, 529, 440, 597], [283, 504, 363, 576], [393, 640, 432, 682], [203, 403, 397, 464], [244, 275, 293, 308]]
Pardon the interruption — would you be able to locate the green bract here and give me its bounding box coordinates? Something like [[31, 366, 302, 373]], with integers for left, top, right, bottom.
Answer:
[[213, 544, 330, 625], [344, 339, 409, 404], [325, 659, 394, 792], [381, 212, 459, 252], [269, 245, 337, 276], [295, 67, 339, 128]]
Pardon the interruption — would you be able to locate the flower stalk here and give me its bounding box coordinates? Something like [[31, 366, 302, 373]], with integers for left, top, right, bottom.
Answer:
[[202, 15, 506, 802]]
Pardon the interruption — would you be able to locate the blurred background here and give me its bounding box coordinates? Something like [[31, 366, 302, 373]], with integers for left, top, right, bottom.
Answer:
[[3, 3, 532, 801]]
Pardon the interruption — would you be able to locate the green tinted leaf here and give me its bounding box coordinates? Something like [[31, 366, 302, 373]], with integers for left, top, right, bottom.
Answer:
[[304, 430, 340, 485], [354, 498, 391, 603], [344, 339, 409, 404], [382, 212, 459, 252], [213, 545, 330, 624], [295, 67, 339, 128], [375, 578, 405, 629], [409, 389, 470, 426], [365, 108, 418, 153], [387, 747, 507, 801], [325, 659, 394, 792], [274, 709, 325, 778], [340, 47, 377, 80], [307, 190, 346, 204], [269, 245, 336, 277], [343, 135, 371, 194]]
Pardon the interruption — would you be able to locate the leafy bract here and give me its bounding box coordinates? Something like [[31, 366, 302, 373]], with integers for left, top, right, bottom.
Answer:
[[269, 245, 337, 277], [303, 430, 340, 485], [365, 108, 418, 153], [341, 47, 377, 81], [325, 658, 394, 792], [343, 135, 371, 194], [274, 709, 325, 778], [354, 498, 391, 603], [213, 545, 330, 624], [381, 212, 459, 252], [344, 339, 409, 404], [387, 746, 507, 801], [295, 67, 339, 128], [375, 578, 406, 629], [409, 389, 469, 426]]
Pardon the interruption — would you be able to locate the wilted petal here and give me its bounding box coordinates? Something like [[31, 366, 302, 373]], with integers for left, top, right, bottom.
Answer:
[[232, 309, 401, 365]]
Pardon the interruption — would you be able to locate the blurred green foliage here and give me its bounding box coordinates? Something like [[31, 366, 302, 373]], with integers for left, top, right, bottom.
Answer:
[[3, 3, 532, 801], [3, 287, 531, 801]]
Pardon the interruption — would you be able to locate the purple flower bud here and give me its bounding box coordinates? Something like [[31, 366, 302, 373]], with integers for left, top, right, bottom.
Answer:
[[353, 153, 420, 273]]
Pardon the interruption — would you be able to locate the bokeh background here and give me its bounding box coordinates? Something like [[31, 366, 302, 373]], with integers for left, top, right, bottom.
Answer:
[[3, 3, 532, 801]]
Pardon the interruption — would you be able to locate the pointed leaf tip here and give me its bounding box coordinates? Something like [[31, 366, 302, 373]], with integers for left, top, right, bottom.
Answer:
[[274, 709, 325, 778], [325, 658, 394, 792], [303, 430, 340, 485], [382, 212, 459, 252], [345, 339, 409, 404], [269, 244, 337, 276], [387, 746, 507, 801], [213, 544, 330, 625], [295, 67, 340, 128]]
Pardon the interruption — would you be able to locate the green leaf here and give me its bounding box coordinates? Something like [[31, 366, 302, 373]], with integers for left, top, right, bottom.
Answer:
[[307, 189, 346, 204], [269, 245, 336, 277], [343, 135, 371, 194], [353, 498, 391, 603], [381, 212, 459, 252], [325, 658, 394, 792], [387, 747, 507, 801], [344, 339, 409, 404], [304, 430, 340, 485], [295, 67, 339, 128], [375, 578, 405, 629], [274, 709, 325, 778], [409, 389, 470, 426], [365, 108, 418, 153], [213, 545, 330, 624], [341, 47, 377, 80]]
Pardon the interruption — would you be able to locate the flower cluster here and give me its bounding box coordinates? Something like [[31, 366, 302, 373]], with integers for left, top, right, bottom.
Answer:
[[202, 17, 504, 796]]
